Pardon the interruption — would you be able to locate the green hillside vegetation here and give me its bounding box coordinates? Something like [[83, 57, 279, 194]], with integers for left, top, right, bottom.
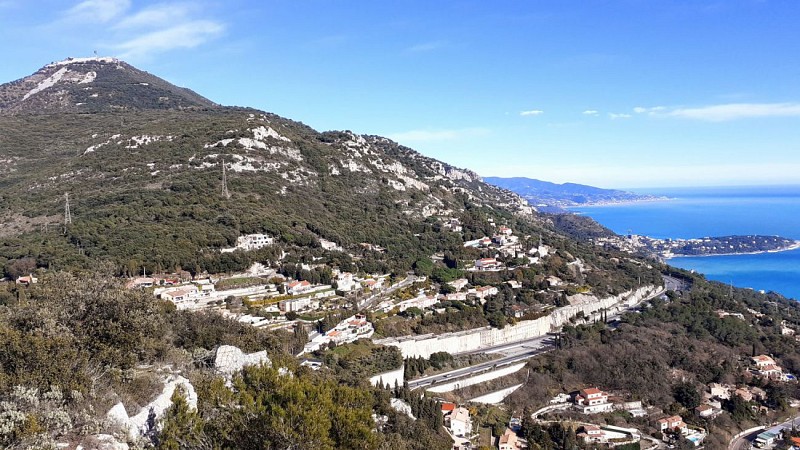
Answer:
[[0, 269, 450, 449], [507, 271, 800, 449]]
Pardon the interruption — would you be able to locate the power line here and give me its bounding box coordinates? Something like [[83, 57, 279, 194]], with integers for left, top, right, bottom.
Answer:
[[63, 192, 72, 234], [221, 157, 231, 199]]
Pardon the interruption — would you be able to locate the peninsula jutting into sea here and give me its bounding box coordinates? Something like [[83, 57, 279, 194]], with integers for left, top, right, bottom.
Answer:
[[593, 234, 800, 259]]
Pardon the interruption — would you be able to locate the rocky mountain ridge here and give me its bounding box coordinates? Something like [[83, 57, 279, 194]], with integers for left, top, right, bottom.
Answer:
[[0, 56, 216, 114], [0, 58, 535, 274]]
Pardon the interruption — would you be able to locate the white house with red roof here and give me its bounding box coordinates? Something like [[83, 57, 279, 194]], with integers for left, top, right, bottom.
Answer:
[[474, 258, 501, 271], [752, 355, 776, 368], [286, 280, 312, 295], [498, 226, 513, 236], [499, 427, 522, 450], [577, 425, 607, 444], [575, 387, 613, 414], [657, 415, 688, 435], [473, 285, 499, 300]]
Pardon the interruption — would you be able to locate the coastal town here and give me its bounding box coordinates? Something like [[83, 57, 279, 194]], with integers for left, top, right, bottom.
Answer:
[[34, 219, 788, 449]]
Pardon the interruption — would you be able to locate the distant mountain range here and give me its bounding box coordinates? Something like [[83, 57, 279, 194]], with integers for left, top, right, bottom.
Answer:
[[483, 176, 664, 208]]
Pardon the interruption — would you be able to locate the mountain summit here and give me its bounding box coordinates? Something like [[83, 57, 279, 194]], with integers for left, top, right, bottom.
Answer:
[[0, 57, 535, 274], [0, 57, 216, 114]]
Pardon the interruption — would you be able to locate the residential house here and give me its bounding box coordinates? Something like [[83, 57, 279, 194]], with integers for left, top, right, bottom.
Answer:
[[509, 305, 526, 319], [708, 383, 731, 399], [161, 285, 200, 309], [752, 355, 776, 368], [575, 387, 613, 414], [475, 258, 501, 271], [498, 226, 512, 235], [506, 280, 522, 289], [734, 388, 753, 402], [128, 276, 154, 288], [336, 272, 355, 292], [222, 233, 274, 252], [279, 297, 320, 313], [397, 294, 439, 312], [695, 405, 715, 418], [750, 386, 767, 401], [759, 364, 783, 380], [448, 407, 472, 437], [286, 280, 312, 295], [473, 285, 499, 300], [657, 415, 688, 435], [449, 278, 469, 291], [440, 402, 456, 415], [15, 274, 38, 286], [444, 292, 467, 302], [550, 393, 571, 404], [443, 218, 463, 232], [499, 428, 522, 450], [577, 425, 607, 444], [319, 239, 340, 251]]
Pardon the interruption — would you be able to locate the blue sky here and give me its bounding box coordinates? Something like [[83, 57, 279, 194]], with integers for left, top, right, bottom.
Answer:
[[1, 0, 799, 188]]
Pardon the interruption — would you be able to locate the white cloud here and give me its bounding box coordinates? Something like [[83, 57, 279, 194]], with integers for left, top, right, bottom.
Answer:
[[387, 127, 489, 143], [520, 110, 544, 116], [113, 3, 193, 29], [582, 110, 598, 116], [64, 0, 130, 23], [114, 20, 224, 59], [634, 106, 665, 115], [666, 103, 800, 121], [608, 113, 631, 119]]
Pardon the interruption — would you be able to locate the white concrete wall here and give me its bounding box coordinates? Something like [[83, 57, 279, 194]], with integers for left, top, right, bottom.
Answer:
[[468, 383, 524, 404], [370, 365, 405, 388], [426, 362, 526, 393], [376, 286, 656, 358]]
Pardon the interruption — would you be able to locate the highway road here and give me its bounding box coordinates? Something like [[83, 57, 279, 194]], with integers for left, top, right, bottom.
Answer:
[[407, 279, 670, 390], [408, 343, 552, 389], [729, 416, 800, 450], [357, 274, 417, 310]]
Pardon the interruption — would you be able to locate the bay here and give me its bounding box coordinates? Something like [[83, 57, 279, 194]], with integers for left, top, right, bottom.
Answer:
[[570, 186, 800, 300]]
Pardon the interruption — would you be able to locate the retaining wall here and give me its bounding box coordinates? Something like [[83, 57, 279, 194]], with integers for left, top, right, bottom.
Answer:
[[375, 286, 656, 358]]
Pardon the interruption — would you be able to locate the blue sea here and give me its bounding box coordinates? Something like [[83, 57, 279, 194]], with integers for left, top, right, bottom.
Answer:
[[570, 186, 800, 300]]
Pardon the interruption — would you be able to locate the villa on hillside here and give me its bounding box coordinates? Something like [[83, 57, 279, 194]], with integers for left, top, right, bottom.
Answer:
[[221, 233, 274, 253], [657, 415, 688, 435], [574, 387, 613, 414], [499, 427, 523, 450]]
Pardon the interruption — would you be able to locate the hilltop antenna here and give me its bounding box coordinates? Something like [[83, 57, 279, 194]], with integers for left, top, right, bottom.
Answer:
[[63, 193, 72, 233], [221, 157, 231, 199]]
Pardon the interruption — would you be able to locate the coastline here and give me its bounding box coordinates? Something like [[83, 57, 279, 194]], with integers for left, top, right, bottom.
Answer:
[[566, 196, 672, 209], [663, 241, 800, 260]]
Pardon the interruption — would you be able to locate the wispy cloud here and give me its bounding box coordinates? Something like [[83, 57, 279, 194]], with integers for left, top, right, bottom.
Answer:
[[388, 127, 489, 143], [520, 110, 544, 116], [113, 3, 193, 29], [666, 103, 800, 121], [114, 20, 224, 59], [609, 113, 631, 119], [582, 110, 599, 116], [49, 1, 224, 60], [633, 106, 666, 115], [406, 40, 447, 53], [63, 0, 130, 24]]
